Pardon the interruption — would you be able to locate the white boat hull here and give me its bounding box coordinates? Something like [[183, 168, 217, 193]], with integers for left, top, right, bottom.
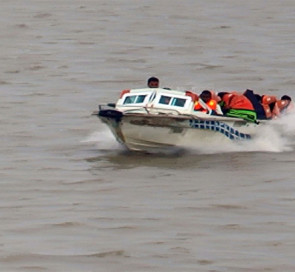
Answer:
[[97, 110, 258, 153]]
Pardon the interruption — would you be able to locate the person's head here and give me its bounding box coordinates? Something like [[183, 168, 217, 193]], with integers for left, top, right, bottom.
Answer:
[[147, 77, 159, 88], [217, 92, 228, 100], [200, 90, 212, 103], [281, 95, 291, 101]]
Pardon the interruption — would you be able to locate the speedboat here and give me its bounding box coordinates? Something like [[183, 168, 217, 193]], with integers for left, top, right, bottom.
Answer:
[[92, 88, 260, 153]]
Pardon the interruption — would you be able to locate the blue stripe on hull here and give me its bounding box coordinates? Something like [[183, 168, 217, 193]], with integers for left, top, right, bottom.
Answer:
[[189, 120, 251, 140]]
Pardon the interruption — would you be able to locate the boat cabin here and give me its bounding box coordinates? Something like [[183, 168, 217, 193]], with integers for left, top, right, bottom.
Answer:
[[116, 88, 196, 115]]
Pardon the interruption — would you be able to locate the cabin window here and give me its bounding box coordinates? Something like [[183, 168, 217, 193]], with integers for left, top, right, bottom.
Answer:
[[124, 95, 136, 104], [136, 95, 146, 103], [123, 95, 147, 104], [159, 95, 171, 105], [171, 97, 186, 107]]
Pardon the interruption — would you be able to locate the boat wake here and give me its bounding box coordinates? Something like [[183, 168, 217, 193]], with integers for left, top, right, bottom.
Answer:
[[188, 112, 295, 154], [188, 126, 288, 155], [251, 112, 295, 152]]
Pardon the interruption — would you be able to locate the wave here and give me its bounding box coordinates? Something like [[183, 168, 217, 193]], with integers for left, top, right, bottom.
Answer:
[[1, 250, 128, 262]]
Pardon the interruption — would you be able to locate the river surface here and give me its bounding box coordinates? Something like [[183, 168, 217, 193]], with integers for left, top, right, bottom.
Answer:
[[1, 1, 295, 271]]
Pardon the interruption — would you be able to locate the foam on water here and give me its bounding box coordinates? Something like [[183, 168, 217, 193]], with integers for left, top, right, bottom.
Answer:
[[82, 127, 123, 151], [191, 112, 295, 154], [253, 112, 295, 151]]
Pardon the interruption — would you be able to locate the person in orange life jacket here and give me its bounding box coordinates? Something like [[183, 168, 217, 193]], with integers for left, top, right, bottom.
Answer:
[[218, 91, 257, 122], [218, 91, 254, 112], [248, 92, 278, 120], [194, 90, 218, 114], [244, 92, 293, 119]]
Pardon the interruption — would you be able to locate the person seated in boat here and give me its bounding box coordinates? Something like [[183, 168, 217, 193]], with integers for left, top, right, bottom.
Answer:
[[147, 77, 159, 88], [194, 90, 222, 115], [244, 91, 293, 119], [258, 94, 294, 119], [218, 91, 257, 122]]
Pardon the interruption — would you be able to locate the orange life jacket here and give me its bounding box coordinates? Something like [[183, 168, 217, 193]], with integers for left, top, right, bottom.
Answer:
[[261, 95, 278, 119], [262, 95, 277, 105], [194, 99, 217, 113], [222, 93, 254, 110]]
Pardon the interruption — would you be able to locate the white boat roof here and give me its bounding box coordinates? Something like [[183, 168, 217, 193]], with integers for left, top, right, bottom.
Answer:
[[128, 88, 187, 96]]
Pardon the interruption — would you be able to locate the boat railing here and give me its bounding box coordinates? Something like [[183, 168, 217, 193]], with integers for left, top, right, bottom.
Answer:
[[96, 104, 250, 123], [142, 106, 182, 115], [110, 104, 184, 115], [98, 104, 218, 120]]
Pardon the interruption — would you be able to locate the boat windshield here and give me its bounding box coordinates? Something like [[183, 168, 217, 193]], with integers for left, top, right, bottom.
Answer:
[[159, 95, 187, 107], [123, 94, 147, 104], [171, 97, 186, 107], [159, 95, 171, 105]]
